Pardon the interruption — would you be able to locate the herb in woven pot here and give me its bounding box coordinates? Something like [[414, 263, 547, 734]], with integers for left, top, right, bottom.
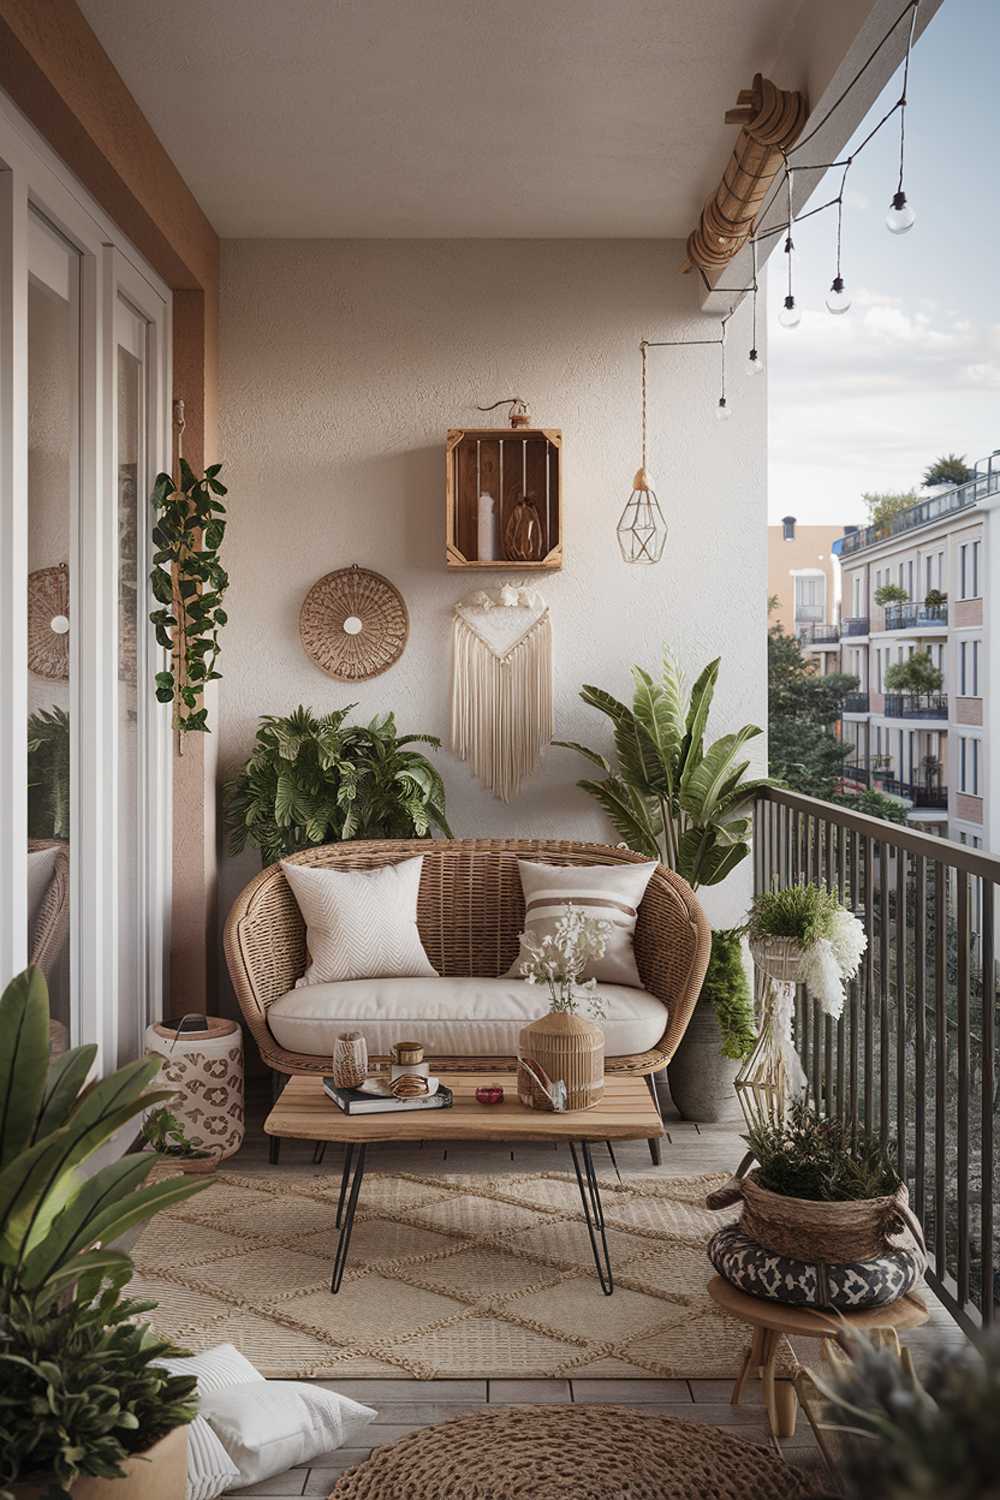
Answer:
[[745, 1101, 901, 1203]]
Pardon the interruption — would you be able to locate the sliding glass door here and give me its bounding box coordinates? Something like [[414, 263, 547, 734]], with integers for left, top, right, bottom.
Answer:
[[0, 97, 171, 1067]]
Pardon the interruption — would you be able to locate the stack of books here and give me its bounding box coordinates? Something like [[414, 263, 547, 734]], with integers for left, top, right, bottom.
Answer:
[[322, 1078, 454, 1115]]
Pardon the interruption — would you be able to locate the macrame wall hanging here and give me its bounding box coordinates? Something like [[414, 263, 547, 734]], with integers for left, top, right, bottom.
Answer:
[[450, 582, 552, 802]]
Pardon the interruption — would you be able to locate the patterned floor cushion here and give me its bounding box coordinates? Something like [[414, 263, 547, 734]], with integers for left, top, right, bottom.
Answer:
[[708, 1222, 924, 1310]]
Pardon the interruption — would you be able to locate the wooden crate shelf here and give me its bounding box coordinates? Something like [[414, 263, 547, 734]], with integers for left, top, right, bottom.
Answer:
[[446, 427, 562, 570]]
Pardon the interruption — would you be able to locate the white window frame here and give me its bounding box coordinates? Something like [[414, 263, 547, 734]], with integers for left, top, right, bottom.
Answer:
[[0, 91, 172, 1067]]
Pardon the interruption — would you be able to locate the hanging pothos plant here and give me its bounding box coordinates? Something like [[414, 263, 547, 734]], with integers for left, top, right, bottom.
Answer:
[[149, 457, 229, 734]]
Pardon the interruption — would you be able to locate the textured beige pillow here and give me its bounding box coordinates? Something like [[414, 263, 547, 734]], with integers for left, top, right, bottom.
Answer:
[[509, 858, 658, 989], [282, 855, 438, 985]]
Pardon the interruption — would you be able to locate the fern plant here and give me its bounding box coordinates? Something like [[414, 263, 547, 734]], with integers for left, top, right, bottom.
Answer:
[[702, 928, 756, 1060], [225, 705, 452, 863], [556, 652, 769, 890]]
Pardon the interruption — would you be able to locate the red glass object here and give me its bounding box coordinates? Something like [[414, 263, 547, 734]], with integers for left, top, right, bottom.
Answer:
[[475, 1084, 505, 1106]]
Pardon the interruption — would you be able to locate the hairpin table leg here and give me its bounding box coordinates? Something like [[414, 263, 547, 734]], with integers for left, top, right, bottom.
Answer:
[[331, 1143, 366, 1293], [570, 1141, 614, 1295], [313, 1141, 327, 1166], [335, 1143, 355, 1229]]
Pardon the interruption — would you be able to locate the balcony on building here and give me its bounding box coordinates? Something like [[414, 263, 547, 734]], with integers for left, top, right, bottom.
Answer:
[[839, 456, 1000, 556], [841, 615, 870, 636], [797, 621, 840, 645], [883, 601, 948, 631], [882, 692, 949, 721], [875, 776, 949, 811], [842, 691, 870, 713]]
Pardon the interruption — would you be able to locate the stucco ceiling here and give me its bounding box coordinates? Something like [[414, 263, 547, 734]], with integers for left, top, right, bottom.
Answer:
[[77, 0, 812, 238]]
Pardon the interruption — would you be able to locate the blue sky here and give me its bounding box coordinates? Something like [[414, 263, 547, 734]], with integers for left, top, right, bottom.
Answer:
[[767, 0, 999, 523]]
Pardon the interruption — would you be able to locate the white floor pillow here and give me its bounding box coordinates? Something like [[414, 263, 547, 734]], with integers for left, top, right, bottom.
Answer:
[[282, 855, 438, 984], [199, 1381, 376, 1486], [185, 1416, 240, 1500]]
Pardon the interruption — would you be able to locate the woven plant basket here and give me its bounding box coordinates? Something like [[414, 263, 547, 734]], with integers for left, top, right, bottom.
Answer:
[[739, 1170, 927, 1265], [750, 935, 808, 984]]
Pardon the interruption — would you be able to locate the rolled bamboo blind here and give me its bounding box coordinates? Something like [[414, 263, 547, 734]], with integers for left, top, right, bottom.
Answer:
[[684, 73, 808, 276]]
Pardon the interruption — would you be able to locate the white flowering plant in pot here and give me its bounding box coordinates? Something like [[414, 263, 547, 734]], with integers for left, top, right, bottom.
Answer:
[[519, 905, 611, 1021], [746, 883, 867, 1021]]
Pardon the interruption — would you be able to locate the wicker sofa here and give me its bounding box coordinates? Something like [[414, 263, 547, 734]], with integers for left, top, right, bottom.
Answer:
[[224, 838, 711, 1163]]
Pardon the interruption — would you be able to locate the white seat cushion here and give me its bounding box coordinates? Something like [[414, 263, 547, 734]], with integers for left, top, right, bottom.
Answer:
[[266, 975, 667, 1059]]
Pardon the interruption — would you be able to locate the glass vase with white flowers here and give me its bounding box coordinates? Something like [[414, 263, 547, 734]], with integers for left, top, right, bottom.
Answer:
[[518, 905, 612, 1020]]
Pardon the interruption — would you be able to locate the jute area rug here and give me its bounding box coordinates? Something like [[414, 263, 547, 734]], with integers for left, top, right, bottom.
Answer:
[[132, 1168, 751, 1381]]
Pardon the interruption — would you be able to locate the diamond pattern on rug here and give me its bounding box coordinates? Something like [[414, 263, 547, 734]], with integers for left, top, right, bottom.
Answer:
[[133, 1169, 756, 1379]]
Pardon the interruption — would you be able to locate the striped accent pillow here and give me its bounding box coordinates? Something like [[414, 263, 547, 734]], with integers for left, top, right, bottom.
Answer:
[[508, 859, 658, 989]]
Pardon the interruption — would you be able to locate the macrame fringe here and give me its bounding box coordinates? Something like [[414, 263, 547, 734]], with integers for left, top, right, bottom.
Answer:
[[450, 610, 553, 802]]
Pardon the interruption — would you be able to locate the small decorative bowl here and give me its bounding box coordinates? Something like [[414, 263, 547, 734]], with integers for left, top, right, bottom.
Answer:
[[475, 1084, 505, 1106]]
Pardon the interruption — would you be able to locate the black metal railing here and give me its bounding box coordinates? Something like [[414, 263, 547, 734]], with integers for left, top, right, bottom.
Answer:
[[883, 693, 948, 720], [754, 787, 999, 1335], [842, 765, 871, 785], [876, 778, 949, 810], [842, 617, 870, 636], [843, 692, 870, 713], [840, 460, 1000, 556], [798, 623, 840, 644], [884, 602, 949, 630]]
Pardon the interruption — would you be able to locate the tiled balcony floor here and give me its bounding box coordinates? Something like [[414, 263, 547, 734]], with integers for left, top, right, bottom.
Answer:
[[220, 1081, 963, 1496]]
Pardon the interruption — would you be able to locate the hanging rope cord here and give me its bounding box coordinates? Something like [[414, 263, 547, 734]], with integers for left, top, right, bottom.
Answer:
[[695, 0, 920, 300]]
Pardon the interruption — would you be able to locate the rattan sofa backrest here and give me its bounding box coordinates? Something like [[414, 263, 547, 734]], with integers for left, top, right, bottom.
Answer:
[[225, 838, 710, 1074]]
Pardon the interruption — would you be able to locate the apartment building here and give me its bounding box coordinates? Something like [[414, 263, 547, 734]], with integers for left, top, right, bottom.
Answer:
[[833, 453, 1000, 848], [767, 517, 844, 644]]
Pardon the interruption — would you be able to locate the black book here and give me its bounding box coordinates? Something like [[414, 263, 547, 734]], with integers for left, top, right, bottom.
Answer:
[[322, 1079, 454, 1115]]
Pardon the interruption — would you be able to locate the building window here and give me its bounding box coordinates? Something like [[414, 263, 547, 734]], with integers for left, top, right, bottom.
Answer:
[[925, 555, 932, 596], [794, 573, 826, 623], [959, 736, 980, 796], [960, 640, 981, 696], [960, 540, 982, 600]]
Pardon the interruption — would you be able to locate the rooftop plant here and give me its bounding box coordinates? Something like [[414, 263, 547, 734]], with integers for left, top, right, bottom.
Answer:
[[226, 705, 453, 864], [922, 452, 976, 488], [864, 491, 917, 537], [744, 1100, 901, 1203]]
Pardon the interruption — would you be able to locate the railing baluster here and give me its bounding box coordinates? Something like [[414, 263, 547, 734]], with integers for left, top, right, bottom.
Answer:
[[849, 828, 860, 1128], [957, 870, 971, 1312], [914, 854, 927, 1225], [865, 835, 876, 1133], [879, 846, 891, 1143], [934, 860, 946, 1290], [835, 823, 847, 1117], [982, 881, 995, 1327], [896, 846, 908, 1180]]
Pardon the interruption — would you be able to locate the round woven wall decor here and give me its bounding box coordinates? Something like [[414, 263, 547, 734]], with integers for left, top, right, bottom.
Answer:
[[28, 564, 70, 679], [299, 564, 409, 682]]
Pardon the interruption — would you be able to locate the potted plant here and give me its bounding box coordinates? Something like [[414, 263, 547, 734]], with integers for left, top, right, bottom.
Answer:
[[805, 1328, 1000, 1498], [883, 651, 943, 706], [0, 967, 211, 1498], [709, 1102, 927, 1311], [923, 587, 947, 611], [666, 928, 756, 1124], [517, 906, 610, 1111], [746, 883, 866, 1017], [141, 1105, 218, 1173], [873, 582, 909, 607], [225, 705, 452, 863], [556, 650, 770, 1122]]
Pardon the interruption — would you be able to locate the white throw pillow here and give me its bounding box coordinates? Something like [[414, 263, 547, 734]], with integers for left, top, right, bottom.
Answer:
[[27, 845, 59, 940], [185, 1416, 241, 1500], [282, 856, 438, 985], [153, 1346, 263, 1500], [508, 858, 658, 989], [200, 1381, 376, 1486]]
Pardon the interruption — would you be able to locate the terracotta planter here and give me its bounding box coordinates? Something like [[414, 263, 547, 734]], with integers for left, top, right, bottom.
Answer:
[[14, 1426, 187, 1500], [518, 1009, 604, 1111]]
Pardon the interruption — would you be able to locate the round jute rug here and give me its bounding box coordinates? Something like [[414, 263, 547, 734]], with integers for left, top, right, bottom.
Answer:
[[330, 1405, 813, 1499]]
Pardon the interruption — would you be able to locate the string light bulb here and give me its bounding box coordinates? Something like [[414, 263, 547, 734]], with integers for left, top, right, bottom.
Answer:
[[886, 189, 915, 234], [826, 275, 852, 314], [617, 342, 667, 564], [715, 396, 733, 422], [778, 294, 801, 329], [746, 348, 764, 376]]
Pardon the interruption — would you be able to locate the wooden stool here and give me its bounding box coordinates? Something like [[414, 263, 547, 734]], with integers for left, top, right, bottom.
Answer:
[[708, 1276, 929, 1443]]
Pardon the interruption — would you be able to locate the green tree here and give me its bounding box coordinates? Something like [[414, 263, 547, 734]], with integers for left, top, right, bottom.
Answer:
[[767, 623, 857, 800], [922, 453, 975, 488], [835, 787, 908, 825], [863, 491, 917, 536], [884, 651, 943, 701]]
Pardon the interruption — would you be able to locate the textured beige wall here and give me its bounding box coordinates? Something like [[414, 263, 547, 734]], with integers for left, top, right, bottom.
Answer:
[[218, 239, 768, 999]]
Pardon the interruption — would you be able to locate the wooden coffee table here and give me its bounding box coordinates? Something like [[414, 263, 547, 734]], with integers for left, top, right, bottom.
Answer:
[[265, 1072, 663, 1296]]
